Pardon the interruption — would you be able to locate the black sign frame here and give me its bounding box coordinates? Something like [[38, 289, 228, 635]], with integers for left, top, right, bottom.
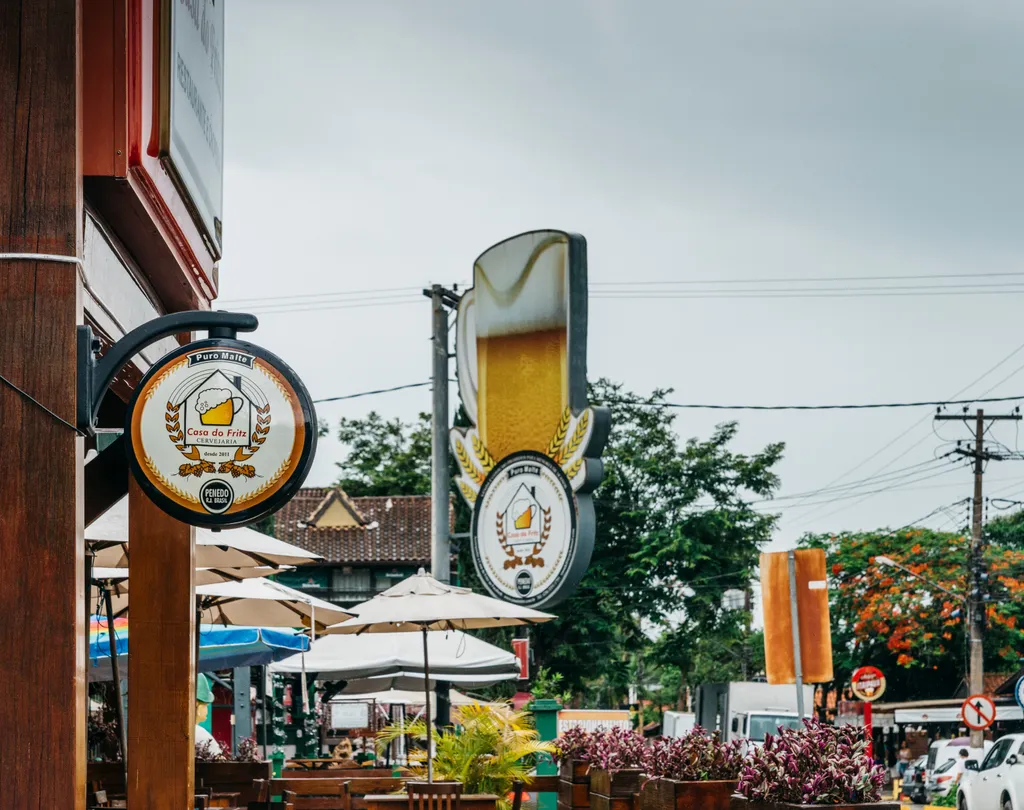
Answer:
[[124, 337, 317, 529]]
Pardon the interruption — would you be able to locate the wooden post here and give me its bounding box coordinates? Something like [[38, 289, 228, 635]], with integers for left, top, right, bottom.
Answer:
[[0, 1, 86, 808], [128, 478, 197, 809]]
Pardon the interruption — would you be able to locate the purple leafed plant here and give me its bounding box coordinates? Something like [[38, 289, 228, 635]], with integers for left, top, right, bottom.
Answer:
[[645, 727, 745, 782], [554, 726, 596, 764], [554, 726, 649, 772], [587, 727, 649, 772], [195, 738, 226, 763], [737, 719, 886, 806]]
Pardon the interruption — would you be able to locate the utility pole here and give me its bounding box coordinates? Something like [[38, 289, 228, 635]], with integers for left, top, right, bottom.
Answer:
[[935, 407, 1022, 747], [787, 550, 806, 722], [428, 284, 451, 584], [424, 284, 460, 729]]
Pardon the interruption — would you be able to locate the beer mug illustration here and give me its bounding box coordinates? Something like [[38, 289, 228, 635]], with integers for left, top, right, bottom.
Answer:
[[513, 499, 537, 530], [457, 231, 571, 461], [196, 388, 244, 426], [451, 230, 610, 504]]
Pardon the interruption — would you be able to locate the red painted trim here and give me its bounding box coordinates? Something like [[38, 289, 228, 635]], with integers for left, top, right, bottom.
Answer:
[[127, 0, 218, 295]]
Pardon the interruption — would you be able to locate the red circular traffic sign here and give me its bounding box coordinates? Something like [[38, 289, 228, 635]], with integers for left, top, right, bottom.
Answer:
[[851, 666, 886, 702], [962, 695, 996, 730]]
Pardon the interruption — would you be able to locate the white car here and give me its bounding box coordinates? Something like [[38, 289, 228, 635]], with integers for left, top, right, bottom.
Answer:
[[958, 734, 1024, 810], [928, 740, 993, 798]]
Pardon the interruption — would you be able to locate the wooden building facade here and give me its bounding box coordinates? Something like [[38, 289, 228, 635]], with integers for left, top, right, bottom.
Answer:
[[1, 1, 223, 806]]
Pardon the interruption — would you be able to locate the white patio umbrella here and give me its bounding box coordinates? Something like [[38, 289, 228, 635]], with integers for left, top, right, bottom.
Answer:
[[91, 565, 281, 594], [195, 578, 352, 632], [326, 568, 555, 781], [270, 629, 522, 683], [88, 497, 321, 569]]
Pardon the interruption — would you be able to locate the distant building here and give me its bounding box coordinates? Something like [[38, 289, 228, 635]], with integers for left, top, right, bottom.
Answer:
[[271, 487, 453, 605]]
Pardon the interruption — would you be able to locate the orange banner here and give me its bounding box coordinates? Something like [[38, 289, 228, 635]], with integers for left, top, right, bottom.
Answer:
[[762, 548, 833, 685]]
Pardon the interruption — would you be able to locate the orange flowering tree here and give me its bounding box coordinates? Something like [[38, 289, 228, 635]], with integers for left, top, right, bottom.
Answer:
[[800, 527, 1024, 699]]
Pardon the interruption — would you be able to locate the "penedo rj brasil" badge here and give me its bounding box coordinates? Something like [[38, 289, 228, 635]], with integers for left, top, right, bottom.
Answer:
[[125, 339, 317, 528]]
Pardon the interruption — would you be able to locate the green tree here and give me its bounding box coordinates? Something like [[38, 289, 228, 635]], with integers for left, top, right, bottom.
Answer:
[[325, 380, 785, 700], [985, 508, 1024, 549], [331, 411, 432, 496], [800, 526, 1024, 700]]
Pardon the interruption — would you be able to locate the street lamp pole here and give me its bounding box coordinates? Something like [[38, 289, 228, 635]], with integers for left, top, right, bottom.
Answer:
[[873, 556, 965, 604]]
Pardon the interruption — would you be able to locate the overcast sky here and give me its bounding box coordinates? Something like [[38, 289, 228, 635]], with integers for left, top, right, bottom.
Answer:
[[218, 1, 1024, 551]]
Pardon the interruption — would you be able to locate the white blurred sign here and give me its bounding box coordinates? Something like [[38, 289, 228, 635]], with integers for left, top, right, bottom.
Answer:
[[331, 702, 370, 729], [169, 0, 224, 249]]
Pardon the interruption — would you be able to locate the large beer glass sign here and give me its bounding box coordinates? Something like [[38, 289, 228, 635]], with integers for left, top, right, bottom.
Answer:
[[452, 230, 609, 607]]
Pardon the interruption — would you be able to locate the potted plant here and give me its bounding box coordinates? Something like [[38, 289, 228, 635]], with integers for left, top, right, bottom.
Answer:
[[555, 726, 595, 810], [376, 701, 555, 810], [587, 728, 649, 810], [733, 719, 894, 810], [640, 727, 744, 810]]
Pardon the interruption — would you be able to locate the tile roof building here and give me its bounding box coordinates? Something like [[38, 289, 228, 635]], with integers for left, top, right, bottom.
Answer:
[[271, 486, 453, 605]]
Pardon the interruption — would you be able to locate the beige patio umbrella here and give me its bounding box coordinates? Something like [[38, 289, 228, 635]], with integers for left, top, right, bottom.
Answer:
[[88, 497, 321, 569], [95, 572, 351, 632], [326, 568, 555, 781], [195, 578, 352, 632]]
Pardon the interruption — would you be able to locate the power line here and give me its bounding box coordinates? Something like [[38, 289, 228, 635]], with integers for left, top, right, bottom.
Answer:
[[753, 464, 977, 514], [214, 272, 1024, 316], [312, 382, 1024, 412], [313, 381, 433, 404], [598, 393, 1024, 411], [751, 455, 959, 505], [782, 338, 1024, 526], [220, 285, 423, 306], [592, 271, 1024, 287], [237, 297, 424, 316]]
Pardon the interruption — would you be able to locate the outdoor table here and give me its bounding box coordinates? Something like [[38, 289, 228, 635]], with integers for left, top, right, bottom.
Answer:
[[210, 790, 241, 806], [286, 757, 370, 770], [365, 793, 499, 810], [287, 758, 354, 770]]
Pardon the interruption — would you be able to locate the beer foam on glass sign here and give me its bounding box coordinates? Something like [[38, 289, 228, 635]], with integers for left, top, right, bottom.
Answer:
[[451, 230, 610, 608]]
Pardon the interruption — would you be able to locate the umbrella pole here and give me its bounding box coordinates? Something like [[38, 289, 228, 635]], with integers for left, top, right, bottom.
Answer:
[[103, 585, 128, 777], [262, 665, 269, 761], [195, 603, 202, 690], [422, 628, 433, 783]]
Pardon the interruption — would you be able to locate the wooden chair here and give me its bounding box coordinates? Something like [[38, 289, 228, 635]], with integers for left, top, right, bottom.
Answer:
[[266, 778, 350, 810], [406, 781, 463, 810], [90, 789, 110, 808]]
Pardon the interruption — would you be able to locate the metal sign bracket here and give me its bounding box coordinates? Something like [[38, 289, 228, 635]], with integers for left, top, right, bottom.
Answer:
[[77, 310, 258, 436]]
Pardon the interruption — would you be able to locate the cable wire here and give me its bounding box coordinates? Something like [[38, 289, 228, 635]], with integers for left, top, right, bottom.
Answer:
[[314, 381, 433, 404], [781, 338, 1024, 524], [0, 373, 84, 436], [597, 393, 1024, 411]]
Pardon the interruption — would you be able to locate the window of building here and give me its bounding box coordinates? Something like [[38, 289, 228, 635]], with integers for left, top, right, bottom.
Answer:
[[332, 568, 371, 595]]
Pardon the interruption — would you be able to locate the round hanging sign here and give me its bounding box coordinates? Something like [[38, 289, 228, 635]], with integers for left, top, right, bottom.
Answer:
[[851, 666, 886, 702], [125, 338, 316, 528], [471, 450, 595, 608]]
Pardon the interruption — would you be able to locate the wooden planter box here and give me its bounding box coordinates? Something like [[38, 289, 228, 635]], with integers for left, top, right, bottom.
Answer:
[[559, 759, 591, 810], [730, 797, 901, 810], [590, 768, 643, 810], [639, 778, 738, 810]]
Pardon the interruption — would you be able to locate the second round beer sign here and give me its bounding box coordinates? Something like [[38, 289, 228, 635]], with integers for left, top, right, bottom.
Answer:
[[472, 451, 592, 607], [126, 338, 317, 528]]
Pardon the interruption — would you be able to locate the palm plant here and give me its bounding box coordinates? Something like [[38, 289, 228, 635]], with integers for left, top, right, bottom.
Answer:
[[377, 702, 555, 810]]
